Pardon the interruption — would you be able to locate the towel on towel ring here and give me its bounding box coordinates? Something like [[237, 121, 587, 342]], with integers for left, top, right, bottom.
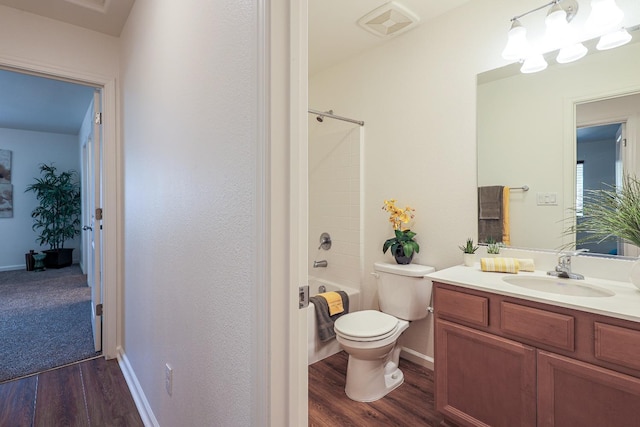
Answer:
[[309, 291, 349, 342]]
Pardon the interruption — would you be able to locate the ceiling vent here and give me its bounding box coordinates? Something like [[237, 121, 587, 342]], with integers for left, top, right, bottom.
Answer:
[[357, 1, 420, 38]]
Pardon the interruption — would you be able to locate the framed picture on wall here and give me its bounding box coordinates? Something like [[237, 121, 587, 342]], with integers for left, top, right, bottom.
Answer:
[[0, 149, 11, 184], [0, 183, 12, 218]]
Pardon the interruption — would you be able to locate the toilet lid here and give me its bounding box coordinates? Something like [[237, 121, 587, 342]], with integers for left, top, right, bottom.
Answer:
[[334, 310, 399, 341]]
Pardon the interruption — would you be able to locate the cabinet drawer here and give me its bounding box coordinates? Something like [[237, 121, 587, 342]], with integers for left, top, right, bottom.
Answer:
[[436, 287, 488, 327], [500, 302, 574, 351], [595, 322, 640, 371]]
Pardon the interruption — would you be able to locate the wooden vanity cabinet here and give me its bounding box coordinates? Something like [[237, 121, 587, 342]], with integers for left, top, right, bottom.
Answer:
[[433, 282, 640, 427]]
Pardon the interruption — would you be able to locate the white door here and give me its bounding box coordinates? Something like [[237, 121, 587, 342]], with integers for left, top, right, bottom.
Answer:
[[89, 91, 103, 352]]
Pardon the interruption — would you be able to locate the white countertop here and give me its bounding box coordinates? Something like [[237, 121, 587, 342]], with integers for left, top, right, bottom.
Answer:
[[427, 264, 640, 323]]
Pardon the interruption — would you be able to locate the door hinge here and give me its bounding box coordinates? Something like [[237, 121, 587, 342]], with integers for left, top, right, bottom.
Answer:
[[299, 285, 309, 309], [95, 112, 103, 125], [95, 208, 103, 220], [96, 303, 103, 316]]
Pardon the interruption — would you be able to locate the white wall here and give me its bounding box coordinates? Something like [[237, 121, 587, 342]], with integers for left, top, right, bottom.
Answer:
[[308, 119, 362, 288], [0, 128, 80, 270], [119, 0, 259, 425], [309, 0, 640, 364], [0, 5, 119, 78]]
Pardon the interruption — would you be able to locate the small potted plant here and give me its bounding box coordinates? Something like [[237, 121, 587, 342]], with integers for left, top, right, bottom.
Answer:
[[24, 163, 81, 269], [487, 242, 501, 256], [459, 238, 478, 266], [381, 199, 420, 264], [486, 237, 502, 257]]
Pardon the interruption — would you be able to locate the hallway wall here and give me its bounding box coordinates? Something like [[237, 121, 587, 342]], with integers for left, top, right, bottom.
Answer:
[[119, 0, 261, 425]]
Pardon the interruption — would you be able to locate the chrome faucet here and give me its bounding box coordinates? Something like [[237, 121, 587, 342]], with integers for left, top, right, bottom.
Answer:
[[547, 250, 588, 280], [313, 260, 328, 268]]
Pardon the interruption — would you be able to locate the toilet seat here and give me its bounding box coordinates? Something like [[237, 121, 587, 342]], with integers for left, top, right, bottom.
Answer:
[[334, 310, 399, 342]]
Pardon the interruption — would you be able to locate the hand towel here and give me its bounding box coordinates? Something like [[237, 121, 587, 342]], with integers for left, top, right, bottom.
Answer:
[[517, 258, 535, 272], [478, 186, 504, 243], [502, 186, 511, 245], [309, 291, 349, 342], [478, 186, 503, 219], [480, 257, 520, 274], [318, 291, 344, 315]]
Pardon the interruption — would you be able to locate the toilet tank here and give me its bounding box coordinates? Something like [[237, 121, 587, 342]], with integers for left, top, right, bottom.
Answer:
[[374, 262, 435, 321]]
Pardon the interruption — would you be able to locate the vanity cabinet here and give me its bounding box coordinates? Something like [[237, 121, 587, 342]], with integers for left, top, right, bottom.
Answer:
[[434, 282, 640, 427]]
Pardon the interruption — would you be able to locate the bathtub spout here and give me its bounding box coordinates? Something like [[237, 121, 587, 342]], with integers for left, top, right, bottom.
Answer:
[[313, 260, 328, 268]]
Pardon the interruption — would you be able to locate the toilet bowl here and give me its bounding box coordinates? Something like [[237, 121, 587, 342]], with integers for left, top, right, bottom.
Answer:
[[333, 262, 435, 402], [334, 310, 409, 401]]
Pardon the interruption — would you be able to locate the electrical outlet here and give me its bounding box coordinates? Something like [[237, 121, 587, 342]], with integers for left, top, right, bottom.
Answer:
[[165, 363, 173, 396]]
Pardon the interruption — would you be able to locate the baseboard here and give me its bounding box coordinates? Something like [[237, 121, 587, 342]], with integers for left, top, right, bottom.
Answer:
[[117, 347, 160, 427], [400, 346, 434, 370], [0, 264, 24, 272]]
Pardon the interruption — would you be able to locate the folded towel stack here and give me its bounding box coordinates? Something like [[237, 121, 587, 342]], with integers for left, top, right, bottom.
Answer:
[[481, 257, 520, 274], [517, 258, 535, 272], [318, 291, 345, 315]]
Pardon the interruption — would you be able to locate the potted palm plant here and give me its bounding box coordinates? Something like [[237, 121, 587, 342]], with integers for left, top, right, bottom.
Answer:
[[24, 163, 81, 268]]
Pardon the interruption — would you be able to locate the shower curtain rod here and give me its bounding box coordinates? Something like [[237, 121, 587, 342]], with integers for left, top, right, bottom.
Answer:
[[308, 109, 365, 126]]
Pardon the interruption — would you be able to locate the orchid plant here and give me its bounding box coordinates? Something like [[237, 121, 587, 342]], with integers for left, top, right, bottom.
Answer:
[[381, 199, 420, 259]]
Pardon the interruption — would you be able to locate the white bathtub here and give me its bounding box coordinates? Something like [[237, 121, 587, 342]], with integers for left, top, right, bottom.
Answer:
[[307, 278, 361, 365]]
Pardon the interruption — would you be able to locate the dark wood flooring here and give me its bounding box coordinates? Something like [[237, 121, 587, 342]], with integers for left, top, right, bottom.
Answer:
[[309, 351, 451, 426], [0, 357, 143, 426]]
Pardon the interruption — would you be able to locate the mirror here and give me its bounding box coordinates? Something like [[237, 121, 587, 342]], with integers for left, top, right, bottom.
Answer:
[[477, 34, 640, 256]]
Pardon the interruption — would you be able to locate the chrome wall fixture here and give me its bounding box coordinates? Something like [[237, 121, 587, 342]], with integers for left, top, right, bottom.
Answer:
[[502, 0, 632, 74], [308, 109, 365, 127]]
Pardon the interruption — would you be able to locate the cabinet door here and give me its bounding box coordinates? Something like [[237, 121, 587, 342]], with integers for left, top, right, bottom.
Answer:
[[435, 319, 536, 427], [538, 350, 640, 427]]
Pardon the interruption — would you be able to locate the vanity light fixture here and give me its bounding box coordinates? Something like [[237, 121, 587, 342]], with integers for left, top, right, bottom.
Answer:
[[521, 53, 548, 73], [502, 19, 530, 61], [596, 27, 632, 50], [585, 0, 624, 33], [502, 0, 630, 73]]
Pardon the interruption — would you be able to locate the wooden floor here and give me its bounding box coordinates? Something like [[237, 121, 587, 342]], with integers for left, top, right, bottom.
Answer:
[[309, 351, 451, 426], [0, 357, 143, 426]]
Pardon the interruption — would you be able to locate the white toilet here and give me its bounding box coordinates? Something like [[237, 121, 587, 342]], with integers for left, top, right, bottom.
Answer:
[[333, 262, 435, 402]]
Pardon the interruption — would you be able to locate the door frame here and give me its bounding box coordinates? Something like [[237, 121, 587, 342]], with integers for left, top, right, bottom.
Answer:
[[268, 0, 309, 424], [0, 57, 120, 359]]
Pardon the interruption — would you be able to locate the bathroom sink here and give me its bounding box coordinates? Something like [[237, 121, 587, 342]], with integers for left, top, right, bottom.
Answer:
[[502, 276, 615, 298]]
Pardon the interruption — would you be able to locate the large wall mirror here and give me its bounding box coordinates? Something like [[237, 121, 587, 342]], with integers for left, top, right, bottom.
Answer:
[[477, 33, 640, 257]]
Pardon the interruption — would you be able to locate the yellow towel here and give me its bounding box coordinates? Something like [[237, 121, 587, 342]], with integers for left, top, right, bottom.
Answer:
[[517, 258, 535, 272], [502, 186, 511, 246], [318, 291, 344, 316], [481, 257, 520, 274]]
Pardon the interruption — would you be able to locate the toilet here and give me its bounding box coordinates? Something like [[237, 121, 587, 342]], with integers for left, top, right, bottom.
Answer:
[[334, 262, 435, 402]]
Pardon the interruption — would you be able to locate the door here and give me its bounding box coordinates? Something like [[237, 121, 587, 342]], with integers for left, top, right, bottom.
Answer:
[[88, 90, 103, 352], [538, 350, 640, 426], [435, 319, 537, 427]]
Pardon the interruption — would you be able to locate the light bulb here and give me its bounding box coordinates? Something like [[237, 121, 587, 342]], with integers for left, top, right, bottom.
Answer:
[[586, 0, 624, 33], [502, 20, 529, 61], [557, 43, 588, 63], [521, 54, 548, 74], [597, 28, 632, 50]]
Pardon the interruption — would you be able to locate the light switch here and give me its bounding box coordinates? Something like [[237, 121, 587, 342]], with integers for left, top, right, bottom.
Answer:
[[537, 192, 558, 206]]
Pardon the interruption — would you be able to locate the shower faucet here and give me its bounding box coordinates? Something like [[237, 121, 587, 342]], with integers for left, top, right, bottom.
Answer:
[[313, 260, 328, 268]]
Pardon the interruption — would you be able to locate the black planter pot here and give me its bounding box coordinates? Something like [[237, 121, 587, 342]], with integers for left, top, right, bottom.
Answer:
[[44, 248, 74, 269], [393, 247, 413, 265]]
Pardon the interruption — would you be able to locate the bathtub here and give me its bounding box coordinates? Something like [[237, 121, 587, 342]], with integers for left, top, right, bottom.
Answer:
[[307, 278, 361, 365]]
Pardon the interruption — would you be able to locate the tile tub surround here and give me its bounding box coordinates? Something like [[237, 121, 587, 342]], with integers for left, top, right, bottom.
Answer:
[[427, 262, 640, 323]]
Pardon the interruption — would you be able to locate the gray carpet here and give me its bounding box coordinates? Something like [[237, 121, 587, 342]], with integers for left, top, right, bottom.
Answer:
[[0, 264, 100, 383]]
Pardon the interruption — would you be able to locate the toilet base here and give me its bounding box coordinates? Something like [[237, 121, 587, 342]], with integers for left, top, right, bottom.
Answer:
[[344, 357, 405, 402]]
